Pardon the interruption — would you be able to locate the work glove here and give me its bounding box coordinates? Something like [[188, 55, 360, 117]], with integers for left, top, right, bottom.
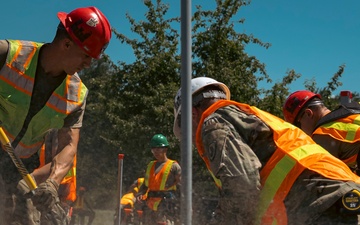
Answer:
[[16, 174, 35, 196], [41, 202, 69, 225], [32, 179, 59, 212]]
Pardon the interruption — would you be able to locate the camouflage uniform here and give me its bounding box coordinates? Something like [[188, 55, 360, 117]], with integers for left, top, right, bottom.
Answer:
[[201, 105, 359, 225]]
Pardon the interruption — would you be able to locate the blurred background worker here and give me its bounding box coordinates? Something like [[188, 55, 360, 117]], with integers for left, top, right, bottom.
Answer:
[[137, 134, 181, 225], [114, 177, 146, 225], [70, 186, 95, 225], [283, 90, 360, 173]]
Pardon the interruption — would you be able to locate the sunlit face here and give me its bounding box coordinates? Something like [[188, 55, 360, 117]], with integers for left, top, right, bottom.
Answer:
[[151, 147, 167, 160], [63, 40, 93, 75]]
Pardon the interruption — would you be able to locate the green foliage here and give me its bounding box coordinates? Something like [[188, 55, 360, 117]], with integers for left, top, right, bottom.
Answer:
[[192, 0, 271, 106]]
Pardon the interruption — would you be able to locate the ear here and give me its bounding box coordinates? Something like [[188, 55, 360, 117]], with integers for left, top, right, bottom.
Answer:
[[62, 38, 72, 49], [305, 108, 314, 118]]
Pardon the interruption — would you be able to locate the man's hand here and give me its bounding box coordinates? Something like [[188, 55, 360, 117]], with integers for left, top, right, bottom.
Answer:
[[32, 179, 59, 212], [17, 178, 31, 195]]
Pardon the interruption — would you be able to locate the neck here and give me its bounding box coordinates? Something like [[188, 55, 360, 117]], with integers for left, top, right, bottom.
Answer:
[[156, 156, 168, 163], [39, 44, 66, 77]]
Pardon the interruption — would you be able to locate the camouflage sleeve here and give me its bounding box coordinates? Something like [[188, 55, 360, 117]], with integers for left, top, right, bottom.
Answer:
[[201, 106, 264, 222], [201, 106, 262, 185], [171, 161, 181, 176]]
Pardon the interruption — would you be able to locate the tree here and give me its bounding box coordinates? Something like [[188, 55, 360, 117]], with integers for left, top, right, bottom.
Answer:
[[109, 0, 181, 190], [77, 56, 121, 208], [192, 0, 271, 106]]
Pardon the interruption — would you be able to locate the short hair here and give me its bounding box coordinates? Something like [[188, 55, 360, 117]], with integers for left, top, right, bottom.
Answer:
[[53, 22, 71, 41]]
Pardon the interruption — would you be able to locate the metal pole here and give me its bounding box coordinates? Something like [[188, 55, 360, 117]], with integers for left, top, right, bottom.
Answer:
[[180, 0, 192, 224], [116, 154, 125, 225]]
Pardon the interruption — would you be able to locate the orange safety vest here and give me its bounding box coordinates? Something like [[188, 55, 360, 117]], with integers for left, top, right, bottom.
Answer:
[[196, 100, 360, 225], [144, 160, 176, 211], [313, 114, 360, 166], [38, 144, 77, 202]]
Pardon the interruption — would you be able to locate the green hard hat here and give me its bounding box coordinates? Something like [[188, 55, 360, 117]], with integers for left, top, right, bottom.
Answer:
[[150, 134, 169, 148]]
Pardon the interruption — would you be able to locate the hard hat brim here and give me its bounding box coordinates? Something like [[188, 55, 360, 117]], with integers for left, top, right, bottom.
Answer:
[[57, 12, 67, 25]]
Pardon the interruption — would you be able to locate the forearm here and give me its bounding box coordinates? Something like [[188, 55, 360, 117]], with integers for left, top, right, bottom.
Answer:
[[32, 163, 51, 184], [48, 127, 79, 185]]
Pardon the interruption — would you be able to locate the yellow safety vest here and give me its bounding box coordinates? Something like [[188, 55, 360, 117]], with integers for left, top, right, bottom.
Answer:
[[120, 177, 145, 208], [0, 40, 88, 155], [313, 114, 360, 166]]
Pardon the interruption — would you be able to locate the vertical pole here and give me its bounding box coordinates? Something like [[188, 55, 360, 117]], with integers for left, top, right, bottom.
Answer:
[[180, 0, 192, 224], [116, 154, 125, 225]]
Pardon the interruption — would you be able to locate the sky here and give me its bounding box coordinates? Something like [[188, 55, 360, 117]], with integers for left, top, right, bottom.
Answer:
[[1, 0, 360, 95]]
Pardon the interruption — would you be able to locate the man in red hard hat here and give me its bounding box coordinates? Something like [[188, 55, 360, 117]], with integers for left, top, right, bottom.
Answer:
[[283, 90, 360, 174], [0, 6, 111, 225]]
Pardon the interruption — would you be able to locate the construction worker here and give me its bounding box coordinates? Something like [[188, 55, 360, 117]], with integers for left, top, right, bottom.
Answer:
[[283, 90, 360, 173], [114, 177, 146, 225], [70, 186, 95, 225], [173, 77, 360, 225], [0, 6, 111, 225], [137, 134, 181, 225]]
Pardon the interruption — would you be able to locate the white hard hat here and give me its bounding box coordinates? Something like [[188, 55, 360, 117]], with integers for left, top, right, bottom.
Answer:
[[173, 77, 230, 139]]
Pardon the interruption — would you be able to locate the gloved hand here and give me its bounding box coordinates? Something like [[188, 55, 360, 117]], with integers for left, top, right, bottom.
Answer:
[[32, 178, 59, 212], [43, 202, 69, 225], [16, 174, 35, 196]]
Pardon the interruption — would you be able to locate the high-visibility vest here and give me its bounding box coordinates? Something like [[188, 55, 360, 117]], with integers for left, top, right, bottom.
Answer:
[[38, 144, 77, 202], [196, 100, 360, 225], [120, 177, 145, 208], [0, 40, 88, 156], [313, 114, 360, 167], [144, 160, 176, 210]]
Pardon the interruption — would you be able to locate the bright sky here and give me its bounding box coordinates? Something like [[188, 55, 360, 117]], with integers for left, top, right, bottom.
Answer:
[[1, 0, 359, 95]]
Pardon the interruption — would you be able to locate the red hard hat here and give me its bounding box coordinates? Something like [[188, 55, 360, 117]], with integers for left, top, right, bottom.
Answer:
[[283, 90, 321, 124], [57, 6, 112, 59]]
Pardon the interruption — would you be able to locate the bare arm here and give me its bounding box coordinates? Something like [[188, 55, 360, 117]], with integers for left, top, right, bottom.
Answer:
[[48, 127, 79, 185], [32, 164, 52, 184]]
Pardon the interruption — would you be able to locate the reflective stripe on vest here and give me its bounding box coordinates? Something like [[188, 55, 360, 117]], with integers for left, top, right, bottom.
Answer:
[[0, 40, 88, 154], [145, 160, 176, 211], [145, 160, 176, 191], [196, 100, 360, 225], [137, 177, 144, 189], [313, 114, 360, 166]]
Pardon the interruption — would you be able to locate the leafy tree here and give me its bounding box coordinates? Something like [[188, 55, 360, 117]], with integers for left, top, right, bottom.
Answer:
[[192, 0, 271, 106], [77, 56, 120, 208], [109, 0, 181, 190]]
